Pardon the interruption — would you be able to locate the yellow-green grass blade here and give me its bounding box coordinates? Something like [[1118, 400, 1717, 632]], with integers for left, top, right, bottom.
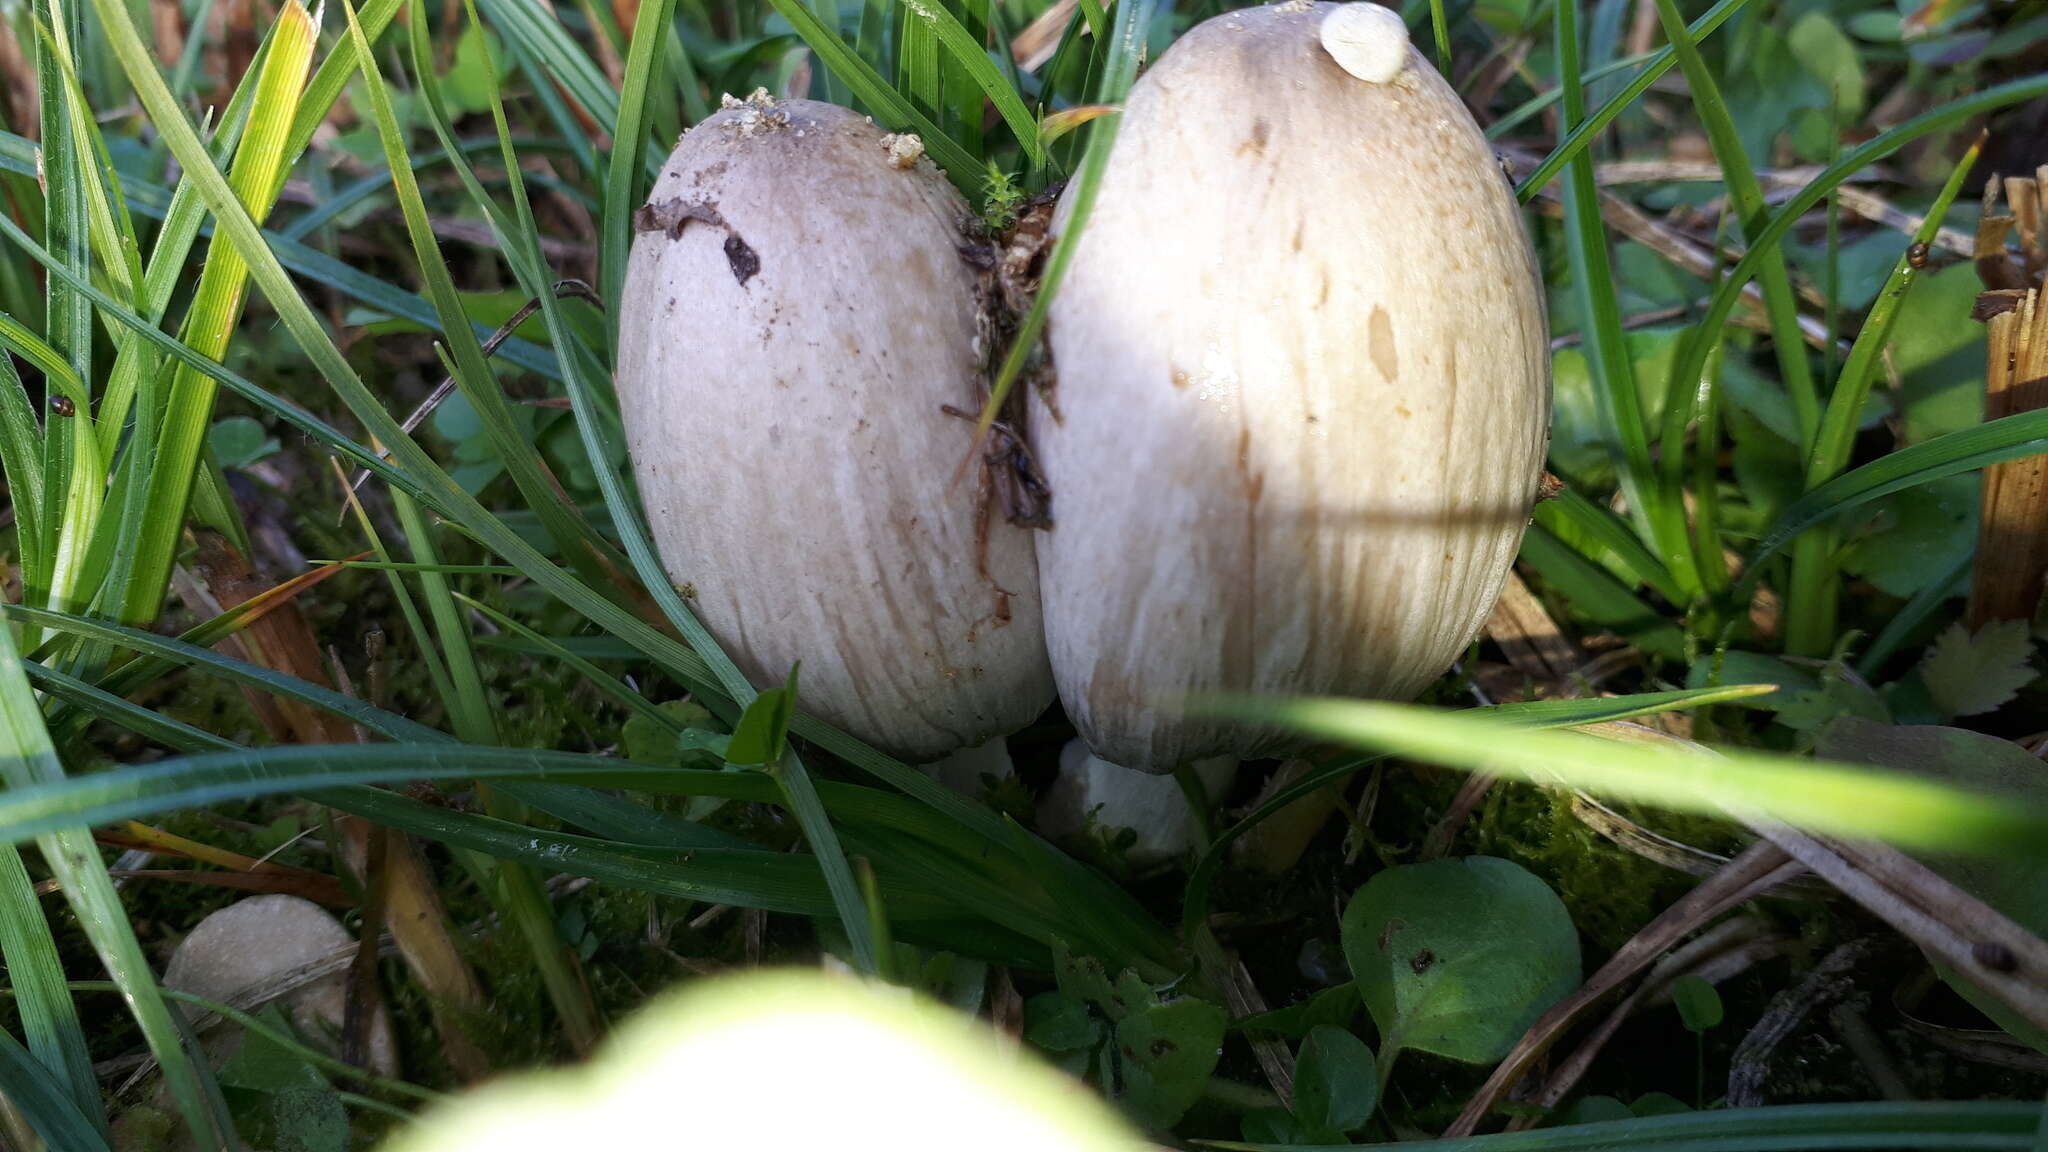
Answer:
[[279, 0, 405, 182], [103, 0, 406, 464], [1179, 684, 1776, 962], [1194, 695, 2048, 854], [116, 0, 316, 628]]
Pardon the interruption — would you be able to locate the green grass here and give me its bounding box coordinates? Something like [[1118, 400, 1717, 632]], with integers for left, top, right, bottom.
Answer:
[[0, 0, 2044, 1146]]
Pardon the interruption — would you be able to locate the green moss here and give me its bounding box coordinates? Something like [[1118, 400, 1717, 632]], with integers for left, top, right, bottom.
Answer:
[[1469, 783, 1705, 954]]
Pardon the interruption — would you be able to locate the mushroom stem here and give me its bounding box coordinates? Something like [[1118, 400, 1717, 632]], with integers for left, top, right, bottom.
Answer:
[[1041, 742, 1238, 864], [920, 738, 1016, 796]]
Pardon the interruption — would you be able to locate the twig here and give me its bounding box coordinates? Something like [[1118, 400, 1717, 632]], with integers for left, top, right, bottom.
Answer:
[[1829, 1005, 1914, 1101], [343, 279, 603, 501], [1010, 0, 1078, 72], [1223, 956, 1297, 1107], [1728, 938, 1875, 1107], [1746, 821, 2048, 1041], [1507, 917, 1792, 1130]]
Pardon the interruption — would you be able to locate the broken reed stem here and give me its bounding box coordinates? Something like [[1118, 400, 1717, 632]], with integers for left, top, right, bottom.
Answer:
[[1968, 169, 2048, 628]]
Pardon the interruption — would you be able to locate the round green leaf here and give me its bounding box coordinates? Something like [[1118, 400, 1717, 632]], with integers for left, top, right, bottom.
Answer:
[[1671, 975, 1725, 1033], [1292, 1025, 1378, 1136], [1339, 856, 1581, 1065]]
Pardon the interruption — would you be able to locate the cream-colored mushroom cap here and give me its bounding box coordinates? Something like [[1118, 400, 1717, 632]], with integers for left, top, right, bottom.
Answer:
[[616, 97, 1054, 760], [1032, 3, 1551, 772]]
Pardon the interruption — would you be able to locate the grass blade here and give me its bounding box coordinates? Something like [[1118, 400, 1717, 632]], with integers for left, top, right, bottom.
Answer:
[[0, 1027, 110, 1152], [1197, 696, 2048, 854], [1648, 0, 1817, 457], [602, 0, 681, 327], [758, 0, 979, 183], [1744, 408, 2048, 583], [116, 0, 315, 627], [1520, 518, 1687, 661], [1667, 72, 2048, 558], [901, 0, 1041, 165], [0, 841, 100, 1137], [1219, 1101, 2042, 1152], [1781, 138, 1981, 654], [1513, 0, 1753, 201], [0, 610, 228, 1144], [1179, 684, 1777, 969], [1532, 487, 1685, 604], [1553, 0, 1696, 594], [347, 5, 628, 601]]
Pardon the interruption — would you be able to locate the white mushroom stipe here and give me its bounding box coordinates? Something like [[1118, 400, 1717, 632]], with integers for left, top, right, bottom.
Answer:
[[921, 737, 1015, 795], [1319, 2, 1411, 84], [1039, 741, 1236, 864]]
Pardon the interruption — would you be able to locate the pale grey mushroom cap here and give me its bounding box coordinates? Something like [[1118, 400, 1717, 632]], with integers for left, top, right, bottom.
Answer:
[[1032, 3, 1551, 772], [617, 98, 1054, 760], [164, 894, 397, 1076]]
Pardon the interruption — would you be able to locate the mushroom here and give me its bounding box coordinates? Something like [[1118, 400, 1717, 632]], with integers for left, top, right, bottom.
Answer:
[[163, 894, 397, 1075], [616, 95, 1054, 760], [1031, 2, 1551, 772], [1039, 740, 1237, 864]]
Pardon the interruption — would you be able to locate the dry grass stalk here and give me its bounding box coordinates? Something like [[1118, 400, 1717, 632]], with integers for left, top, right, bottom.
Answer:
[[1968, 168, 2048, 626], [192, 529, 493, 1081]]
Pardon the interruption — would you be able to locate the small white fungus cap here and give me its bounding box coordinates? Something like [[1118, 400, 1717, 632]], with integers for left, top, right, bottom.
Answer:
[[1320, 3, 1411, 84]]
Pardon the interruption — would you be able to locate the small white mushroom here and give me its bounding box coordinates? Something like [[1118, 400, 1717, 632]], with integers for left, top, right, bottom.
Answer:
[[1039, 740, 1236, 864], [1318, 2, 1411, 84], [617, 98, 1054, 760], [164, 894, 396, 1076]]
